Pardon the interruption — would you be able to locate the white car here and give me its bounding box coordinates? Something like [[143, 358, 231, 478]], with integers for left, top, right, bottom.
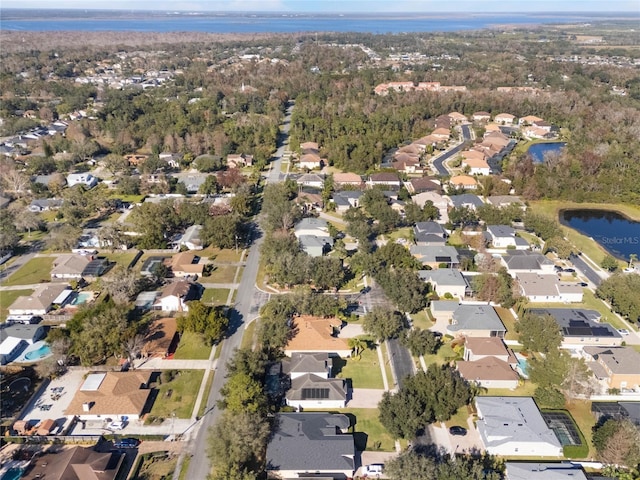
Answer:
[[364, 464, 384, 475], [617, 329, 630, 336], [109, 421, 126, 430]]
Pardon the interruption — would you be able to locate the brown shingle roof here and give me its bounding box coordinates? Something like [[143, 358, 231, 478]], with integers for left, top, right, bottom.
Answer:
[[65, 371, 152, 417], [465, 337, 509, 357], [22, 446, 124, 480], [457, 356, 519, 382], [161, 280, 193, 298], [142, 317, 178, 357], [285, 315, 349, 354], [170, 252, 203, 275]]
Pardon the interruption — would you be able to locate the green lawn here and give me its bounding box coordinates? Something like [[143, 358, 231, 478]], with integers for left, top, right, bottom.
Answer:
[[495, 307, 518, 341], [335, 342, 384, 389], [200, 247, 242, 263], [109, 193, 146, 203], [346, 408, 396, 452], [380, 342, 394, 387], [386, 227, 412, 242], [410, 310, 433, 330], [203, 265, 238, 283], [149, 369, 204, 419], [443, 405, 472, 429], [4, 257, 55, 286], [481, 381, 538, 397], [103, 251, 141, 269], [564, 400, 596, 459], [0, 289, 34, 322], [241, 321, 258, 350], [201, 288, 230, 306], [173, 331, 212, 360], [423, 342, 460, 366]]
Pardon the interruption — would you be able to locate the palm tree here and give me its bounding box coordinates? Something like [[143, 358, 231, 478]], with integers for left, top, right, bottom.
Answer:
[[629, 253, 638, 270], [348, 337, 367, 360]]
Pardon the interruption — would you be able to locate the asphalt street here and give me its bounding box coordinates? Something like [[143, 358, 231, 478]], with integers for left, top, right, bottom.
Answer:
[[569, 253, 604, 286], [184, 101, 294, 479], [431, 124, 472, 176], [387, 337, 415, 390]]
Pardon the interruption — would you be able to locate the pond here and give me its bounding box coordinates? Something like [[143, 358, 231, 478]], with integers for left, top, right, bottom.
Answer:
[[527, 142, 567, 163], [561, 209, 640, 261]]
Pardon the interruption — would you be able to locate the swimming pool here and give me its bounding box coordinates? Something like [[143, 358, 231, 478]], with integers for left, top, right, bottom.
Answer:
[[70, 292, 92, 305], [516, 355, 530, 378], [1, 467, 24, 480], [23, 342, 52, 361]]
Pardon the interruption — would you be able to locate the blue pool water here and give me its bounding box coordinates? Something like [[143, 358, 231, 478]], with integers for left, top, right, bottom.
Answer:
[[70, 292, 92, 305], [24, 344, 51, 361], [517, 358, 529, 377], [527, 142, 567, 163], [1, 468, 24, 480]]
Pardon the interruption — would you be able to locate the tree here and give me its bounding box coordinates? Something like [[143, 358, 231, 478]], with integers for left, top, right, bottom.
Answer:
[[97, 224, 126, 251], [385, 450, 502, 480], [203, 214, 244, 249], [363, 307, 406, 341], [129, 200, 181, 248], [178, 301, 229, 345], [447, 206, 478, 228], [198, 174, 219, 195], [601, 255, 620, 272], [102, 153, 129, 176], [515, 312, 562, 354], [47, 224, 82, 252], [123, 334, 145, 365], [218, 372, 267, 414], [102, 265, 139, 304], [379, 364, 472, 438], [597, 273, 640, 324], [561, 357, 597, 402], [402, 328, 441, 357], [0, 210, 20, 252], [544, 236, 574, 259], [593, 419, 640, 469], [348, 337, 367, 359], [528, 350, 572, 408], [261, 182, 300, 232], [310, 257, 345, 291]]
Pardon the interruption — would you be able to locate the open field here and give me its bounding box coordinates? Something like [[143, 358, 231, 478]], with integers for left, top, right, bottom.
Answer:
[[0, 289, 34, 322], [150, 369, 204, 419], [3, 257, 55, 286], [173, 331, 211, 360]]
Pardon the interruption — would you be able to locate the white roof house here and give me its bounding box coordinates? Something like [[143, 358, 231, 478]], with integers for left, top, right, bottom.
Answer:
[[177, 225, 204, 251], [476, 397, 563, 457], [8, 283, 72, 316], [516, 273, 584, 303], [505, 462, 587, 480], [67, 173, 98, 188]]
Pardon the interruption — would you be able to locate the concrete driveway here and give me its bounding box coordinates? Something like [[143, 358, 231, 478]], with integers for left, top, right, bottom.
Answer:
[[348, 388, 385, 408], [339, 323, 365, 338]]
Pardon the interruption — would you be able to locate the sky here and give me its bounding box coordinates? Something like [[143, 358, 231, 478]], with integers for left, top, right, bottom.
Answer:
[[2, 0, 638, 12]]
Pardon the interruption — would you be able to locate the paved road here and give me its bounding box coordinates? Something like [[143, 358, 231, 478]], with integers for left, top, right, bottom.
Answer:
[[183, 101, 294, 480], [569, 253, 605, 287], [386, 337, 415, 390], [431, 124, 472, 176]]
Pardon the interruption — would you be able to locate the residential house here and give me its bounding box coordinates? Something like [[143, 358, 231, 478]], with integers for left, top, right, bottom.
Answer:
[[0, 337, 27, 365], [141, 317, 178, 358], [592, 401, 640, 428], [449, 175, 478, 190], [484, 123, 502, 134], [463, 336, 515, 363], [153, 280, 198, 312], [419, 269, 469, 299], [0, 324, 45, 364], [299, 235, 334, 257], [51, 254, 107, 280], [449, 193, 484, 211], [448, 112, 468, 123], [447, 304, 506, 338], [486, 195, 525, 209], [332, 191, 363, 213], [412, 191, 449, 222], [435, 114, 453, 130], [504, 462, 588, 480], [177, 225, 204, 251], [64, 371, 152, 420], [283, 352, 333, 379], [583, 346, 640, 392], [34, 174, 66, 188], [284, 315, 351, 357], [294, 217, 331, 238], [429, 300, 460, 323], [518, 115, 544, 126], [22, 446, 125, 480], [124, 154, 149, 166], [408, 176, 441, 194], [169, 251, 204, 277], [528, 308, 622, 348], [266, 413, 354, 480], [457, 356, 519, 389], [414, 221, 447, 245], [299, 152, 323, 170], [177, 173, 208, 193], [461, 150, 491, 175], [410, 245, 460, 269], [392, 156, 423, 175], [8, 283, 72, 318], [28, 198, 63, 212], [296, 173, 325, 189], [494, 113, 516, 125], [475, 396, 563, 457], [532, 120, 554, 132], [472, 111, 491, 122], [501, 251, 555, 276], [486, 225, 529, 250], [522, 126, 555, 140], [368, 172, 401, 190], [286, 374, 347, 409], [158, 152, 182, 169], [517, 273, 584, 303], [431, 127, 451, 140], [226, 153, 253, 168], [67, 173, 98, 189], [300, 141, 320, 151], [333, 172, 363, 188], [296, 190, 324, 213]]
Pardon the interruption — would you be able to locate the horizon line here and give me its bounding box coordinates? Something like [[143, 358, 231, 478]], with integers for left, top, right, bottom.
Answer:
[[1, 8, 639, 13]]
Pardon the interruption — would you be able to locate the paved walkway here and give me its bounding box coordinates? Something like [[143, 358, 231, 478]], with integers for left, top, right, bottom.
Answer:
[[376, 345, 390, 391]]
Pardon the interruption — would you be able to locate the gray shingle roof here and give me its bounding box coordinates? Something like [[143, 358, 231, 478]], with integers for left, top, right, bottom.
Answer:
[[419, 268, 468, 287], [286, 374, 346, 402], [448, 305, 506, 333], [267, 413, 354, 473], [449, 194, 484, 209]]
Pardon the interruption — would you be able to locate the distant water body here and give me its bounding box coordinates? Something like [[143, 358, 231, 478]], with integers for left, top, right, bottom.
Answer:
[[0, 10, 636, 33]]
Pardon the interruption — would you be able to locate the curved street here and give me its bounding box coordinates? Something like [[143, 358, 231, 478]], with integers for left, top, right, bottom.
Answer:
[[431, 124, 472, 176]]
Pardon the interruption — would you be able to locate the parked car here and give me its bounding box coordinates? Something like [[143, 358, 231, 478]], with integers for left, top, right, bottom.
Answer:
[[109, 421, 126, 430], [364, 464, 384, 474], [449, 426, 467, 436], [617, 329, 630, 336], [563, 268, 576, 273], [578, 282, 588, 287], [113, 438, 140, 448]]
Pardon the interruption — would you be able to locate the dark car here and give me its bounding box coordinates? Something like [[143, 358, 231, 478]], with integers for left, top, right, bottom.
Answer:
[[449, 426, 467, 436], [113, 438, 140, 449], [578, 282, 588, 287], [563, 268, 576, 273]]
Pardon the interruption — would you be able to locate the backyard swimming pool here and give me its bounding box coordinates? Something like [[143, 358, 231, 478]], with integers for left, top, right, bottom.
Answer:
[[516, 355, 530, 378], [22, 342, 52, 362], [0, 467, 24, 480], [70, 292, 92, 305]]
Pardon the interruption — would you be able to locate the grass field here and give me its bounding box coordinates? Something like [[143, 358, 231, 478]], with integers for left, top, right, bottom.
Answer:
[[103, 251, 141, 269], [495, 306, 518, 341], [4, 257, 55, 286], [203, 265, 238, 283], [150, 369, 204, 419], [346, 408, 396, 452], [0, 289, 34, 322], [173, 331, 211, 360], [410, 310, 432, 330], [335, 343, 384, 389], [200, 247, 242, 263], [201, 288, 230, 306], [443, 405, 472, 429], [422, 342, 460, 366]]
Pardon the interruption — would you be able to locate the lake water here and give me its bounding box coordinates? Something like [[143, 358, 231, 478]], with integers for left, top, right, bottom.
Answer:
[[0, 10, 636, 33], [561, 209, 640, 261], [527, 142, 567, 163]]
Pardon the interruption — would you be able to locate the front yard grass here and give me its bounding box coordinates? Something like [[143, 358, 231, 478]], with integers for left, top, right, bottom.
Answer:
[[386, 227, 412, 242], [422, 342, 460, 366], [443, 405, 472, 429], [410, 310, 433, 330], [200, 247, 242, 263], [202, 265, 237, 283], [201, 288, 230, 306], [150, 369, 204, 419], [481, 381, 538, 398], [173, 331, 211, 360], [197, 372, 215, 418], [102, 251, 141, 269], [494, 306, 519, 341], [0, 289, 34, 322], [3, 257, 55, 286], [335, 343, 384, 390], [346, 408, 396, 452]]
